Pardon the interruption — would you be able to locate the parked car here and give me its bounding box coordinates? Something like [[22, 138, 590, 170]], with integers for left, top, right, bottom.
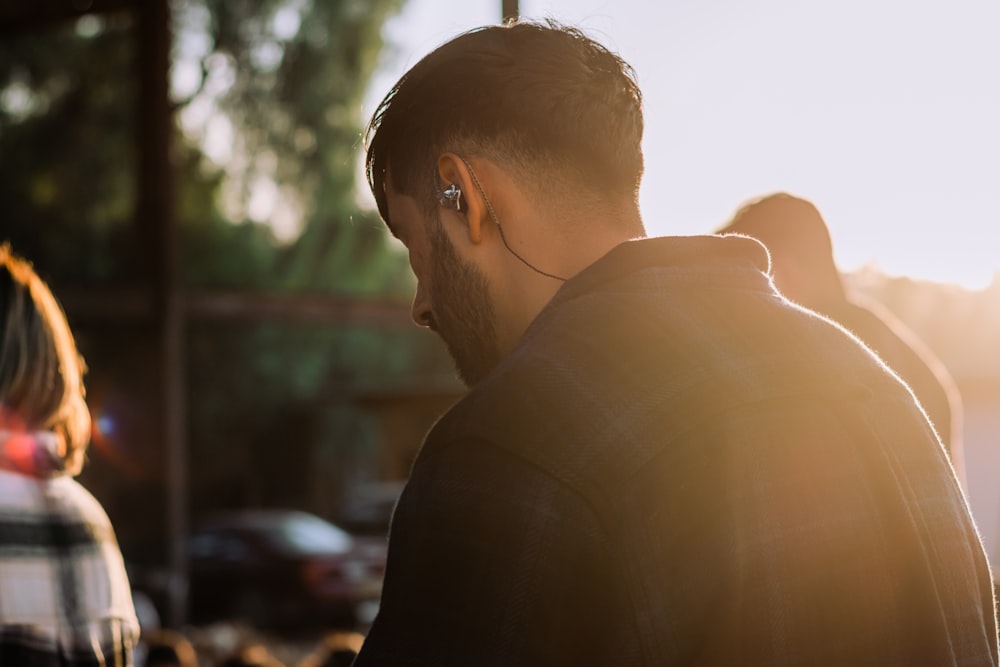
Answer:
[[185, 510, 385, 630]]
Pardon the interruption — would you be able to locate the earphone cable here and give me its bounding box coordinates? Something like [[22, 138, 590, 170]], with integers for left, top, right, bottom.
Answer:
[[459, 156, 568, 282]]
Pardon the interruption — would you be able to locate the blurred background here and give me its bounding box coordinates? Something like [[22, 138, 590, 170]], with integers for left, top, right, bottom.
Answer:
[[1, 0, 997, 651], [0, 0, 462, 643]]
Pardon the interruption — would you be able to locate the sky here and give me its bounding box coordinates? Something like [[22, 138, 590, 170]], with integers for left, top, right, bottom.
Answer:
[[361, 0, 1000, 290]]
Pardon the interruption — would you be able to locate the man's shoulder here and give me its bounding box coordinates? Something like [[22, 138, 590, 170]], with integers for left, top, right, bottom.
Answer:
[[434, 262, 906, 483], [421, 287, 759, 497]]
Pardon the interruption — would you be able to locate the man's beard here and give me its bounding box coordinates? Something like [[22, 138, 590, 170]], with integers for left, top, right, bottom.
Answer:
[[428, 220, 502, 387]]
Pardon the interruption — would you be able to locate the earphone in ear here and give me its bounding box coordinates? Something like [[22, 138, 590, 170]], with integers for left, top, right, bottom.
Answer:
[[440, 183, 467, 213]]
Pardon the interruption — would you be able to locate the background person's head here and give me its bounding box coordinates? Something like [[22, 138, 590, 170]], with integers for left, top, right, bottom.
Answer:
[[365, 21, 645, 385], [0, 244, 90, 476], [719, 192, 845, 306]]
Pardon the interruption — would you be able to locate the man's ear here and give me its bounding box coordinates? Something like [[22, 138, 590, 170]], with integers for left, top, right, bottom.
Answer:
[[436, 153, 488, 245]]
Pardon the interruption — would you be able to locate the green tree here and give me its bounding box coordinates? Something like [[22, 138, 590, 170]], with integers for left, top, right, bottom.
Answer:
[[1, 0, 409, 292], [0, 12, 138, 285], [170, 0, 408, 294], [0, 1, 452, 540]]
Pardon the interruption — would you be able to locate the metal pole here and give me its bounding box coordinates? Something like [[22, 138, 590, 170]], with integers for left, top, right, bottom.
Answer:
[[136, 0, 187, 628], [502, 0, 518, 22]]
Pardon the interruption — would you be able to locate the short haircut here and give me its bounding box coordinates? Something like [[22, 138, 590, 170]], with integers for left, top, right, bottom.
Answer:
[[721, 193, 837, 267], [365, 20, 644, 225], [0, 244, 91, 475]]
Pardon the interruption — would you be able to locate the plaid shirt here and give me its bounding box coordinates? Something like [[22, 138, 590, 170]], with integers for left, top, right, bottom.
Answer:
[[357, 236, 998, 666], [0, 461, 138, 666]]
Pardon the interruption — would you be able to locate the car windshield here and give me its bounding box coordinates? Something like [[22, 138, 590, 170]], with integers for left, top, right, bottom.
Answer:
[[266, 513, 354, 555]]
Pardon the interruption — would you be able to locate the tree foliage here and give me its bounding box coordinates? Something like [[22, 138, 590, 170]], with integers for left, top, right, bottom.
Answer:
[[169, 0, 412, 295], [0, 12, 138, 285], [0, 0, 453, 533], [0, 0, 410, 293]]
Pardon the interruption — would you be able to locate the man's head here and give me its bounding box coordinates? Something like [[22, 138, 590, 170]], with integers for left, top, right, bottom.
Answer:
[[720, 193, 844, 306], [0, 244, 91, 475], [365, 21, 645, 385], [366, 20, 644, 224]]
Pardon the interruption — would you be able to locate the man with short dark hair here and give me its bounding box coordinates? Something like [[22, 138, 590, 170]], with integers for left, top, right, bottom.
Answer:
[[355, 21, 998, 666]]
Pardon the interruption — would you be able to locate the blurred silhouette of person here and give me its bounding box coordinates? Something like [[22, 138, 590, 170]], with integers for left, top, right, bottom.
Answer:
[[141, 628, 198, 667], [296, 631, 363, 667], [719, 192, 966, 486], [0, 244, 139, 664], [357, 20, 998, 665]]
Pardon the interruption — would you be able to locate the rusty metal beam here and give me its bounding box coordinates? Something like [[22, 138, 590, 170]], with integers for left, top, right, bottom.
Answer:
[[184, 291, 413, 326], [57, 289, 413, 326], [56, 288, 153, 322]]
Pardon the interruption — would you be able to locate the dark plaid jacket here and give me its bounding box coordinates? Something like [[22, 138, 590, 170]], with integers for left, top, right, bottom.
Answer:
[[356, 236, 998, 666], [0, 463, 138, 666]]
